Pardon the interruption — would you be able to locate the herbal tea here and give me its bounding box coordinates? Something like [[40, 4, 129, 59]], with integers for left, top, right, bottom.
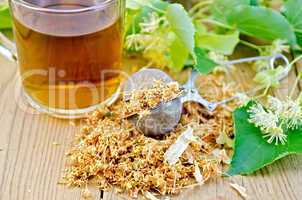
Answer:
[[12, 2, 123, 110]]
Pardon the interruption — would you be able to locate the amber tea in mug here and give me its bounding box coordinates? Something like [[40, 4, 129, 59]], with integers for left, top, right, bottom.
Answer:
[[10, 0, 125, 118]]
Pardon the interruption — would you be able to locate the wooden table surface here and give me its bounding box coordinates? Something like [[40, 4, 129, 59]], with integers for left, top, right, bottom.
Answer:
[[0, 49, 302, 200]]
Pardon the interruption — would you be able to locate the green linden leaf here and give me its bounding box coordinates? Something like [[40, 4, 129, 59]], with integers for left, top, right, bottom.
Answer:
[[196, 31, 240, 55], [126, 0, 151, 10], [168, 32, 189, 71], [228, 102, 302, 176], [0, 4, 12, 30], [166, 3, 195, 54], [249, 0, 259, 6], [227, 5, 297, 44], [211, 0, 250, 23], [193, 47, 217, 74], [283, 0, 302, 47], [296, 32, 302, 48], [194, 21, 207, 36], [283, 0, 302, 31]]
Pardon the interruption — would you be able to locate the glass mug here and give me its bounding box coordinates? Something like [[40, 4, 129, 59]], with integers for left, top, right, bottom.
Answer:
[[5, 0, 125, 118]]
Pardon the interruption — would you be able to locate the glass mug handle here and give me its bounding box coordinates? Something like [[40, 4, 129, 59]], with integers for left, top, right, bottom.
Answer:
[[0, 32, 17, 62], [0, 32, 19, 90]]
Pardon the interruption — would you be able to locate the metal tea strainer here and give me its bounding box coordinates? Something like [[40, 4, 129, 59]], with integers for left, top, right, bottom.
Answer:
[[123, 54, 290, 137]]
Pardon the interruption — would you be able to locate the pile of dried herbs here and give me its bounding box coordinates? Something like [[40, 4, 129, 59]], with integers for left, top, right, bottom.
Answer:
[[62, 74, 238, 198]]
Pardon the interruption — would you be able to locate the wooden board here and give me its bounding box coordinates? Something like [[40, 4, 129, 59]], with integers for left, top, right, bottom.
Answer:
[[0, 49, 302, 200]]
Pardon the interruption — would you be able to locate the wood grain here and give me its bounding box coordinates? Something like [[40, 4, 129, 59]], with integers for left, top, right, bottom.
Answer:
[[1, 49, 302, 200]]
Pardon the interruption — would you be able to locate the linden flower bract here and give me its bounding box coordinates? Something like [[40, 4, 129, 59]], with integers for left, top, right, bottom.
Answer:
[[142, 34, 170, 67], [143, 34, 166, 52], [143, 49, 170, 68]]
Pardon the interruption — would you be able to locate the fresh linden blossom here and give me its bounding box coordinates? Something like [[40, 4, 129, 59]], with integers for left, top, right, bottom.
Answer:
[[139, 12, 167, 33], [125, 34, 151, 51], [248, 96, 302, 145], [268, 96, 302, 130], [253, 39, 290, 76], [267, 96, 284, 114], [248, 102, 287, 145], [208, 51, 235, 73], [125, 12, 167, 52], [125, 10, 172, 67]]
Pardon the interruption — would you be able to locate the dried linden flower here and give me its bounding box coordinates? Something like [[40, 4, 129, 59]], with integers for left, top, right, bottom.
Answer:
[[81, 188, 93, 200], [62, 75, 236, 197]]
